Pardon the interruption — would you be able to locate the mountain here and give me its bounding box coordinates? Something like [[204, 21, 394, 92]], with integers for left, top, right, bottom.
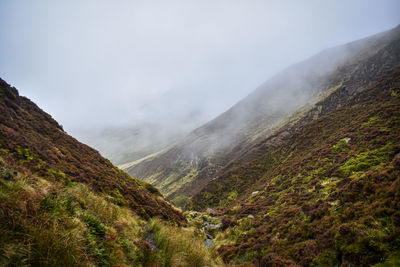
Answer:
[[122, 26, 400, 265], [193, 61, 400, 266], [124, 26, 400, 208], [0, 80, 222, 266], [77, 119, 202, 166], [0, 79, 185, 222], [74, 87, 209, 166], [2, 25, 399, 267]]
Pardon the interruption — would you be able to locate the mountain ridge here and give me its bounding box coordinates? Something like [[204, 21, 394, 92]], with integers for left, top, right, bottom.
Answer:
[[195, 64, 400, 266], [124, 25, 400, 207], [0, 77, 228, 266], [0, 79, 185, 223]]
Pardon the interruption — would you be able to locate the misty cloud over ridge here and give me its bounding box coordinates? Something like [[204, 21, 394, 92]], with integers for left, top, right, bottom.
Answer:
[[0, 0, 399, 161]]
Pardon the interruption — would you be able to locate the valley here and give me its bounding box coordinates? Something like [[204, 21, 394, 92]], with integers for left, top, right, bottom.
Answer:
[[1, 25, 399, 267]]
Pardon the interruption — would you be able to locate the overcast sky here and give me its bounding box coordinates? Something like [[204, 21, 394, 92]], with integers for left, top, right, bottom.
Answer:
[[1, 0, 399, 136]]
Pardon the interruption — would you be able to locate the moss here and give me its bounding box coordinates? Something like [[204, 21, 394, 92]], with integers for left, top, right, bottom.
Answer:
[[0, 148, 9, 155], [230, 205, 241, 214], [339, 142, 393, 176], [225, 191, 238, 206], [373, 251, 400, 266], [35, 159, 46, 169], [310, 249, 340, 267], [332, 137, 351, 153], [362, 115, 380, 128], [214, 217, 254, 249], [16, 146, 33, 162], [47, 168, 70, 184], [203, 191, 213, 200], [189, 67, 400, 265], [390, 88, 400, 97]]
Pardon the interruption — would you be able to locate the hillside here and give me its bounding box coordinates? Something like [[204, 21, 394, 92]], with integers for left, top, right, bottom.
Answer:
[[78, 123, 187, 166], [124, 26, 400, 208], [0, 79, 185, 222], [0, 80, 222, 266], [76, 104, 206, 166], [2, 25, 399, 267], [191, 63, 400, 266], [120, 26, 400, 266]]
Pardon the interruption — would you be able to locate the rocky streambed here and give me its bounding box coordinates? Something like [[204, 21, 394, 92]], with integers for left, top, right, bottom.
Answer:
[[185, 208, 223, 248]]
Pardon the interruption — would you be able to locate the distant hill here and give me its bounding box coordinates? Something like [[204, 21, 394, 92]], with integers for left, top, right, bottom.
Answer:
[[74, 87, 209, 166], [122, 25, 400, 266], [124, 26, 400, 208]]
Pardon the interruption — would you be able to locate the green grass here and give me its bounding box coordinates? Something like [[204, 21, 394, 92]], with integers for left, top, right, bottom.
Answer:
[[147, 218, 223, 267], [339, 142, 393, 176], [0, 170, 222, 266], [16, 146, 33, 162]]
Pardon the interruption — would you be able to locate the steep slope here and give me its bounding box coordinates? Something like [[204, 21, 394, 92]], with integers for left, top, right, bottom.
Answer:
[[192, 64, 400, 266], [0, 79, 184, 223], [0, 80, 225, 266], [0, 173, 221, 266], [125, 26, 400, 206]]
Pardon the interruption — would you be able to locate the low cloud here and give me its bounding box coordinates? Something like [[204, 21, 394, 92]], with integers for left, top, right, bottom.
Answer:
[[0, 0, 399, 162]]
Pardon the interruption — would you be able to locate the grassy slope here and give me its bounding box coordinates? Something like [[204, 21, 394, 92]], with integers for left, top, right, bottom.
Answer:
[[191, 66, 400, 266], [0, 80, 223, 266], [0, 79, 185, 223], [0, 170, 222, 266], [125, 26, 400, 207]]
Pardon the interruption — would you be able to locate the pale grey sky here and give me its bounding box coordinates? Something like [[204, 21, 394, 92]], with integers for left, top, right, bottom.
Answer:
[[1, 0, 399, 136]]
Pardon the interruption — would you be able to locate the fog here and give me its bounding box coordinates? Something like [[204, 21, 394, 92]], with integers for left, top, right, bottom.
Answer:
[[0, 0, 399, 164]]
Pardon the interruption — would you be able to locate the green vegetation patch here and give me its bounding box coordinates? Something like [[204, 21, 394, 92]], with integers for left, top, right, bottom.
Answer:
[[0, 170, 221, 266], [362, 115, 380, 128], [171, 194, 191, 208], [110, 188, 127, 206], [17, 146, 34, 162], [225, 191, 238, 206], [82, 214, 106, 237], [332, 137, 351, 153], [335, 223, 391, 266], [339, 142, 393, 176], [147, 218, 222, 267], [310, 249, 340, 267]]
